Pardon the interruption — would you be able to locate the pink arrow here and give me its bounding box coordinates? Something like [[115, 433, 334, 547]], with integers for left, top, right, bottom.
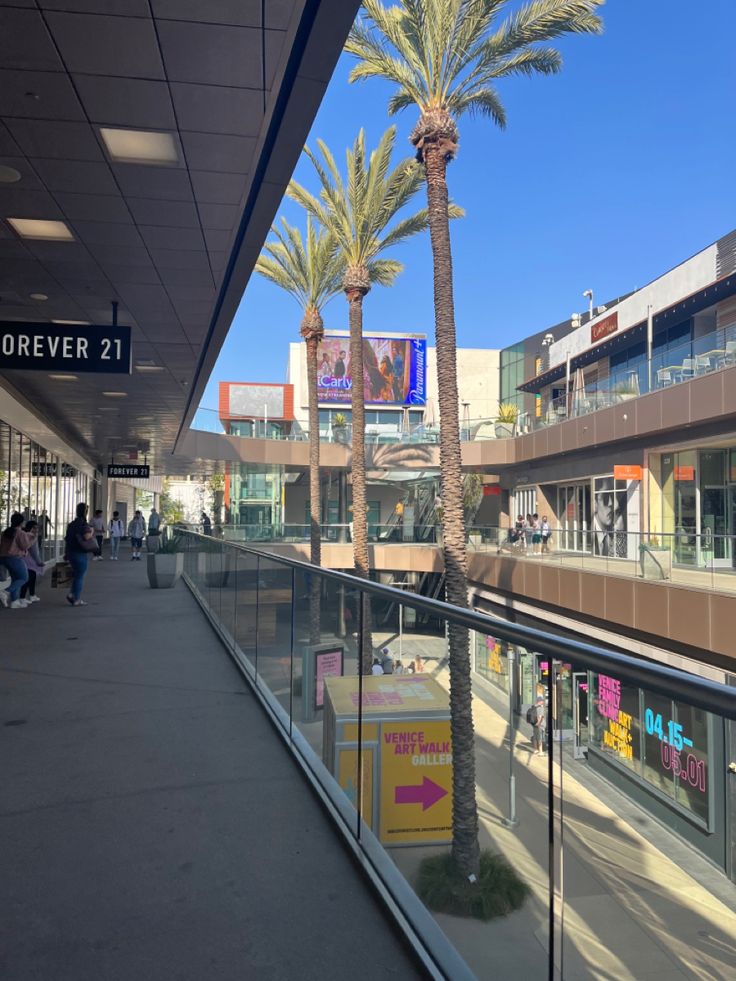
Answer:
[[395, 777, 448, 811]]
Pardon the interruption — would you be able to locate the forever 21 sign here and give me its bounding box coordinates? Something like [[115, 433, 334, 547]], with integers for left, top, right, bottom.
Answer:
[[0, 321, 131, 374]]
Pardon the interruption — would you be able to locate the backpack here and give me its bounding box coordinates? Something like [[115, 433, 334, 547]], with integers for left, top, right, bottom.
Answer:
[[526, 705, 537, 725]]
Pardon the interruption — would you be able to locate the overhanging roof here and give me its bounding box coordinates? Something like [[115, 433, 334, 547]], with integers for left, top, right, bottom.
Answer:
[[0, 0, 360, 472]]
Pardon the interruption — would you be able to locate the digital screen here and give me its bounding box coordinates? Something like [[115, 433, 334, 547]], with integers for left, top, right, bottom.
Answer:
[[316, 336, 426, 405], [229, 384, 285, 418]]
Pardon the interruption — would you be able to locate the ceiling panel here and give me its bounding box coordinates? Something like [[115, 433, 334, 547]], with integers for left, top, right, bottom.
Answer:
[[0, 8, 64, 72], [157, 20, 263, 88], [180, 132, 255, 174], [55, 191, 132, 222], [189, 171, 246, 205], [151, 0, 261, 27], [73, 75, 177, 129], [111, 164, 192, 202], [5, 118, 104, 161], [170, 83, 264, 136], [0, 0, 360, 472], [45, 11, 165, 78], [126, 197, 199, 227], [0, 69, 85, 120], [136, 224, 205, 251]]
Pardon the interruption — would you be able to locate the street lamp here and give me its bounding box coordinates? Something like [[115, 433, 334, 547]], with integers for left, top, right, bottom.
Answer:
[[583, 289, 594, 320]]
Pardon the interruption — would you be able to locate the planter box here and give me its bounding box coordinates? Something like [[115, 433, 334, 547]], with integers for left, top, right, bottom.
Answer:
[[147, 552, 183, 589], [494, 423, 515, 439]]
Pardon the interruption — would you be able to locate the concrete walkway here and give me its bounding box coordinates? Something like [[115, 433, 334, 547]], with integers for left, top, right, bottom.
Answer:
[[0, 554, 423, 981]]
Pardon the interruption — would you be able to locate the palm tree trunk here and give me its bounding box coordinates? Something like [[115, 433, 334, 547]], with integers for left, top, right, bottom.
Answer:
[[346, 287, 373, 673], [305, 332, 322, 646], [423, 140, 480, 878]]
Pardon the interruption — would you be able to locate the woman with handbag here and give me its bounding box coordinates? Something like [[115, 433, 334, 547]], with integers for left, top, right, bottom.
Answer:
[[0, 512, 37, 609], [64, 502, 96, 606]]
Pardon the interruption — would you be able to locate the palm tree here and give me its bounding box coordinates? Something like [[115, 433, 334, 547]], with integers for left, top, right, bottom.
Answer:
[[289, 127, 447, 671], [255, 217, 344, 644], [346, 0, 604, 877]]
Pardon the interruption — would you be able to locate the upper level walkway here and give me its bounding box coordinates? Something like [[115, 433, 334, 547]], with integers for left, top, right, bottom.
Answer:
[[0, 553, 422, 980]]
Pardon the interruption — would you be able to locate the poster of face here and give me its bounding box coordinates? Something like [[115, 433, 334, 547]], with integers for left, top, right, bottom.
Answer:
[[316, 335, 426, 405], [593, 476, 627, 557]]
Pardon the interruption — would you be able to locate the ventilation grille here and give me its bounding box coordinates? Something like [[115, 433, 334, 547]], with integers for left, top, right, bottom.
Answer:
[[716, 230, 736, 278]]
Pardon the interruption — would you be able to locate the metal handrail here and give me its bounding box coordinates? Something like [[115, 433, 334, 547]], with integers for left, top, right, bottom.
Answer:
[[180, 530, 736, 719]]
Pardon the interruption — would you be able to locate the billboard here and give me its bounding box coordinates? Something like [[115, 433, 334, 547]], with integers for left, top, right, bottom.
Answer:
[[316, 335, 426, 405]]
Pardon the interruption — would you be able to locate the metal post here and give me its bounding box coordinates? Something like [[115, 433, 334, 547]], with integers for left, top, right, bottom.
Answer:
[[53, 454, 61, 560], [646, 303, 653, 392], [502, 646, 519, 828], [565, 354, 571, 415]]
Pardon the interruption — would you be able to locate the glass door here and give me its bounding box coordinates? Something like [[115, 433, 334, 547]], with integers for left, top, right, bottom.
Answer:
[[701, 487, 729, 567]]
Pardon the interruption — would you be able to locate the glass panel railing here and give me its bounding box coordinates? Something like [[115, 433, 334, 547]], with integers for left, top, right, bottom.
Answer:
[[253, 555, 293, 729], [466, 527, 736, 594], [559, 663, 736, 979], [177, 531, 736, 979]]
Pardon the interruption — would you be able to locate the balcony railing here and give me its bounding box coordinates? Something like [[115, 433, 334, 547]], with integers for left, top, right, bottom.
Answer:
[[178, 531, 736, 981]]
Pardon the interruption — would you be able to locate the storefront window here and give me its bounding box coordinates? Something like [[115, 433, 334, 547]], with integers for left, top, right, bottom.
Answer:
[[591, 673, 712, 829], [475, 634, 510, 693], [591, 673, 640, 773], [592, 477, 627, 557]]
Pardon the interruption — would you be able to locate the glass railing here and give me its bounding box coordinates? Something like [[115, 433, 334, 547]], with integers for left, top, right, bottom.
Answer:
[[521, 322, 736, 434], [178, 521, 443, 545], [179, 531, 736, 980], [467, 526, 736, 594]]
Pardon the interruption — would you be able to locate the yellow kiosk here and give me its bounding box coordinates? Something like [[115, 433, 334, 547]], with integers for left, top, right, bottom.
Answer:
[[323, 674, 453, 846]]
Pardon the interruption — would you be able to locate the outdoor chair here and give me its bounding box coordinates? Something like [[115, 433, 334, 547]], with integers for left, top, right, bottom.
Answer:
[[680, 357, 696, 380], [724, 340, 736, 366], [656, 367, 673, 387]]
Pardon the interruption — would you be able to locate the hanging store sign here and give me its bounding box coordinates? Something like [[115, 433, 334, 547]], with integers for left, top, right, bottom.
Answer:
[[31, 462, 76, 478], [0, 322, 131, 373], [108, 464, 150, 479], [613, 465, 642, 481], [591, 311, 619, 343]]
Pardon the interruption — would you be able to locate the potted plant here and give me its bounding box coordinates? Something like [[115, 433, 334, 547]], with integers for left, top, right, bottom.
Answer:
[[494, 402, 519, 439], [147, 533, 184, 589], [332, 412, 349, 443]]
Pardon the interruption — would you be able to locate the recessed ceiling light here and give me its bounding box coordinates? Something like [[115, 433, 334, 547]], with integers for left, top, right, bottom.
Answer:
[[52, 319, 90, 325], [135, 364, 164, 372], [98, 406, 119, 411], [99, 127, 178, 165], [7, 218, 74, 241], [30, 292, 48, 301], [48, 374, 78, 381], [102, 391, 127, 398], [0, 165, 22, 184]]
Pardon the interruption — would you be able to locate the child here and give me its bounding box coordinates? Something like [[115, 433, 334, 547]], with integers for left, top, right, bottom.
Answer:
[[109, 510, 124, 561]]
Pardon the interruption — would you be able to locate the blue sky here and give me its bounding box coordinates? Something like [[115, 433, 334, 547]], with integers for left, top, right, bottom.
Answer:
[[200, 0, 736, 408]]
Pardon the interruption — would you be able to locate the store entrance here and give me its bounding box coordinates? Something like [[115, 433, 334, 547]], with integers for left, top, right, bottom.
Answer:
[[701, 486, 730, 568]]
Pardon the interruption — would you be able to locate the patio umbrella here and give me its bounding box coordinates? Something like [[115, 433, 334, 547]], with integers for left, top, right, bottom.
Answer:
[[422, 396, 438, 428], [571, 367, 586, 417]]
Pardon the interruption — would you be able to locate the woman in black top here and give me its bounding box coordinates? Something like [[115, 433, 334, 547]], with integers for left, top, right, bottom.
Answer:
[[64, 502, 95, 606]]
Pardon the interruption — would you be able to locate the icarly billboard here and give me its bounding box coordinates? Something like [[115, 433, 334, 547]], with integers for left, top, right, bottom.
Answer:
[[316, 336, 427, 405]]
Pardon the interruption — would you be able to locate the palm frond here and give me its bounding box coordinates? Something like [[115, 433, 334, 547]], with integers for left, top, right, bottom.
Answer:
[[346, 0, 604, 129], [367, 257, 404, 287], [293, 127, 428, 283], [255, 215, 344, 314]]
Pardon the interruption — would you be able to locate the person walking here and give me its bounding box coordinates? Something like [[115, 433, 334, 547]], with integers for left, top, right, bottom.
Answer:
[[91, 508, 105, 560], [0, 512, 36, 609], [20, 519, 45, 604], [531, 512, 542, 554], [64, 502, 95, 607], [108, 510, 124, 560], [147, 506, 162, 553], [128, 510, 146, 561], [201, 511, 212, 536], [524, 514, 534, 553], [530, 696, 546, 756], [540, 515, 552, 554]]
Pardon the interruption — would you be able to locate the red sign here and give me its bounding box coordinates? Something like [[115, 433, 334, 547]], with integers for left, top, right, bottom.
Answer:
[[483, 485, 501, 496], [675, 465, 695, 481], [591, 311, 619, 343], [614, 465, 642, 481]]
